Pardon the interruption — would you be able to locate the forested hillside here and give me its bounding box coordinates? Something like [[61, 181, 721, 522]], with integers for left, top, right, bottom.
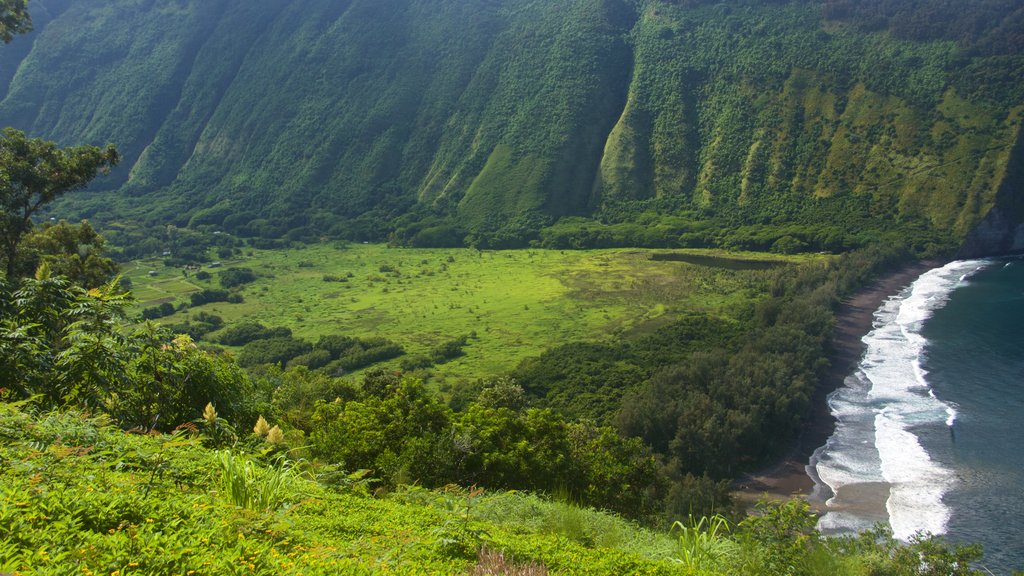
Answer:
[[1, 0, 1022, 249]]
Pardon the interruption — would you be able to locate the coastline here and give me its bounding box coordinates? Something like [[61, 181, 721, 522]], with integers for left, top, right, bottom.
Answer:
[[732, 259, 945, 507]]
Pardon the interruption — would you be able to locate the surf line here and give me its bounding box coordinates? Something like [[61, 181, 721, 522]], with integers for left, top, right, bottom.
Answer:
[[810, 260, 991, 540]]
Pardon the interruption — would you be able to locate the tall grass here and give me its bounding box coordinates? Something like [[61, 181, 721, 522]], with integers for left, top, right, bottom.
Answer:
[[671, 515, 739, 575], [470, 491, 677, 559], [216, 450, 296, 511]]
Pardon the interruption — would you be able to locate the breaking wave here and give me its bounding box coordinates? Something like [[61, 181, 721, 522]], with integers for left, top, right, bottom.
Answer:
[[811, 260, 991, 540]]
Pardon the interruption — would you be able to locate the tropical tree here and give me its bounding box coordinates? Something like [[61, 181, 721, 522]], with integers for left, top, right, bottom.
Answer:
[[13, 219, 118, 287], [0, 265, 131, 406], [0, 265, 259, 429], [117, 331, 260, 431], [0, 0, 30, 44], [0, 128, 119, 279]]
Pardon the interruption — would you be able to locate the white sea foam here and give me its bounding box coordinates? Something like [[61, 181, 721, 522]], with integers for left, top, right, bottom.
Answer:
[[813, 260, 991, 539], [945, 403, 957, 427], [876, 409, 952, 538]]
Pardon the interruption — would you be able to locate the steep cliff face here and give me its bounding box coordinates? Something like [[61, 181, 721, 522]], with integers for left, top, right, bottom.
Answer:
[[0, 0, 1021, 244], [958, 119, 1024, 258], [958, 206, 1024, 257], [599, 9, 1024, 238]]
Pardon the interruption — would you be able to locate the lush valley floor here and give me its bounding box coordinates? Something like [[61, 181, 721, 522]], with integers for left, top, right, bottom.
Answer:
[[124, 244, 814, 386]]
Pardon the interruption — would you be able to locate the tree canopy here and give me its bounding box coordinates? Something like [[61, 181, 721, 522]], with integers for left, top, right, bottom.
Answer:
[[0, 0, 30, 44], [13, 219, 118, 287], [0, 128, 119, 278]]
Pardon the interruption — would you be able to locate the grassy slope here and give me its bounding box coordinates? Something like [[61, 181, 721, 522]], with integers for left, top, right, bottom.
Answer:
[[124, 244, 814, 386], [0, 0, 1020, 239], [0, 404, 682, 575], [1, 404, 989, 575]]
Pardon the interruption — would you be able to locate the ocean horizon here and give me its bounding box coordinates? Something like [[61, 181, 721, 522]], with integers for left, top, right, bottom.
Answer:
[[810, 257, 1024, 574]]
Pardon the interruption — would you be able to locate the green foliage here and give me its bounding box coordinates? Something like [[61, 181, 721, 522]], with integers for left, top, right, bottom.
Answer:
[[310, 371, 451, 482], [0, 270, 133, 408], [218, 266, 256, 288], [453, 405, 573, 493], [299, 369, 658, 514], [214, 321, 292, 346], [121, 240, 925, 524], [0, 0, 31, 44], [0, 374, 1001, 575], [771, 235, 808, 255], [13, 219, 118, 287], [430, 334, 467, 364], [238, 336, 312, 368], [0, 269, 262, 430], [216, 450, 298, 511], [323, 339, 405, 375], [116, 332, 260, 431], [286, 348, 332, 370], [737, 500, 820, 575], [189, 287, 230, 306], [141, 301, 175, 320], [476, 377, 528, 411], [564, 421, 659, 517], [672, 515, 739, 574], [313, 334, 359, 357], [888, 534, 985, 576], [514, 312, 743, 426], [162, 310, 223, 341], [400, 353, 434, 372], [821, 0, 1024, 56], [129, 244, 740, 387], [0, 402, 691, 574], [258, 365, 357, 432], [0, 128, 119, 278]]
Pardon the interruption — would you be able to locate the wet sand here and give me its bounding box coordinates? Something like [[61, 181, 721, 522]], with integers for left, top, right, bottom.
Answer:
[[733, 260, 944, 508]]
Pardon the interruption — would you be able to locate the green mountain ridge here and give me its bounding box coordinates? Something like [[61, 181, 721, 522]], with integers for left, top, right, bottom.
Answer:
[[2, 0, 1022, 248]]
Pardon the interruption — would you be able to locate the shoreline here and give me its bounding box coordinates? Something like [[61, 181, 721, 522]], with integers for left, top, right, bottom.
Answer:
[[732, 259, 945, 508]]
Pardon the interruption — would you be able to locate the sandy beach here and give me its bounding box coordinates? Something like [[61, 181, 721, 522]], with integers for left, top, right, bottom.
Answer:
[[733, 259, 945, 508]]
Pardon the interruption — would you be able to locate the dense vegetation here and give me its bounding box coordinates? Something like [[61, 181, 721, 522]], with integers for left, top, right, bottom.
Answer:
[[0, 0, 1020, 251], [507, 244, 918, 510], [0, 237, 915, 524], [108, 240, 930, 525], [0, 263, 658, 517], [0, 401, 994, 575], [1, 210, 1011, 569], [0, 127, 118, 277], [821, 0, 1024, 55]]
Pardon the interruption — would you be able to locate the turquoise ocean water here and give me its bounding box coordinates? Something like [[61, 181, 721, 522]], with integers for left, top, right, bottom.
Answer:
[[811, 258, 1023, 574]]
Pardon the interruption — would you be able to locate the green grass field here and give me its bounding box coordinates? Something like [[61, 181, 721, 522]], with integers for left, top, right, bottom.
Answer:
[[123, 244, 815, 385]]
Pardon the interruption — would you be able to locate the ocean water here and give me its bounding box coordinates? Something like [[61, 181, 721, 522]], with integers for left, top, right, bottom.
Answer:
[[810, 258, 1024, 574]]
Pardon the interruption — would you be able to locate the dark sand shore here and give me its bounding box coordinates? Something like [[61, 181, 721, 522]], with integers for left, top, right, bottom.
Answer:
[[733, 259, 945, 508]]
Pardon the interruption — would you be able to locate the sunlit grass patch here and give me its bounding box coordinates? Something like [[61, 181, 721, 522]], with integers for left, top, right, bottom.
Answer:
[[124, 244, 822, 384]]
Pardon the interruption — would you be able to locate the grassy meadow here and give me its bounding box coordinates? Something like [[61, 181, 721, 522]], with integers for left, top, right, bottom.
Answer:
[[123, 243, 816, 385]]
